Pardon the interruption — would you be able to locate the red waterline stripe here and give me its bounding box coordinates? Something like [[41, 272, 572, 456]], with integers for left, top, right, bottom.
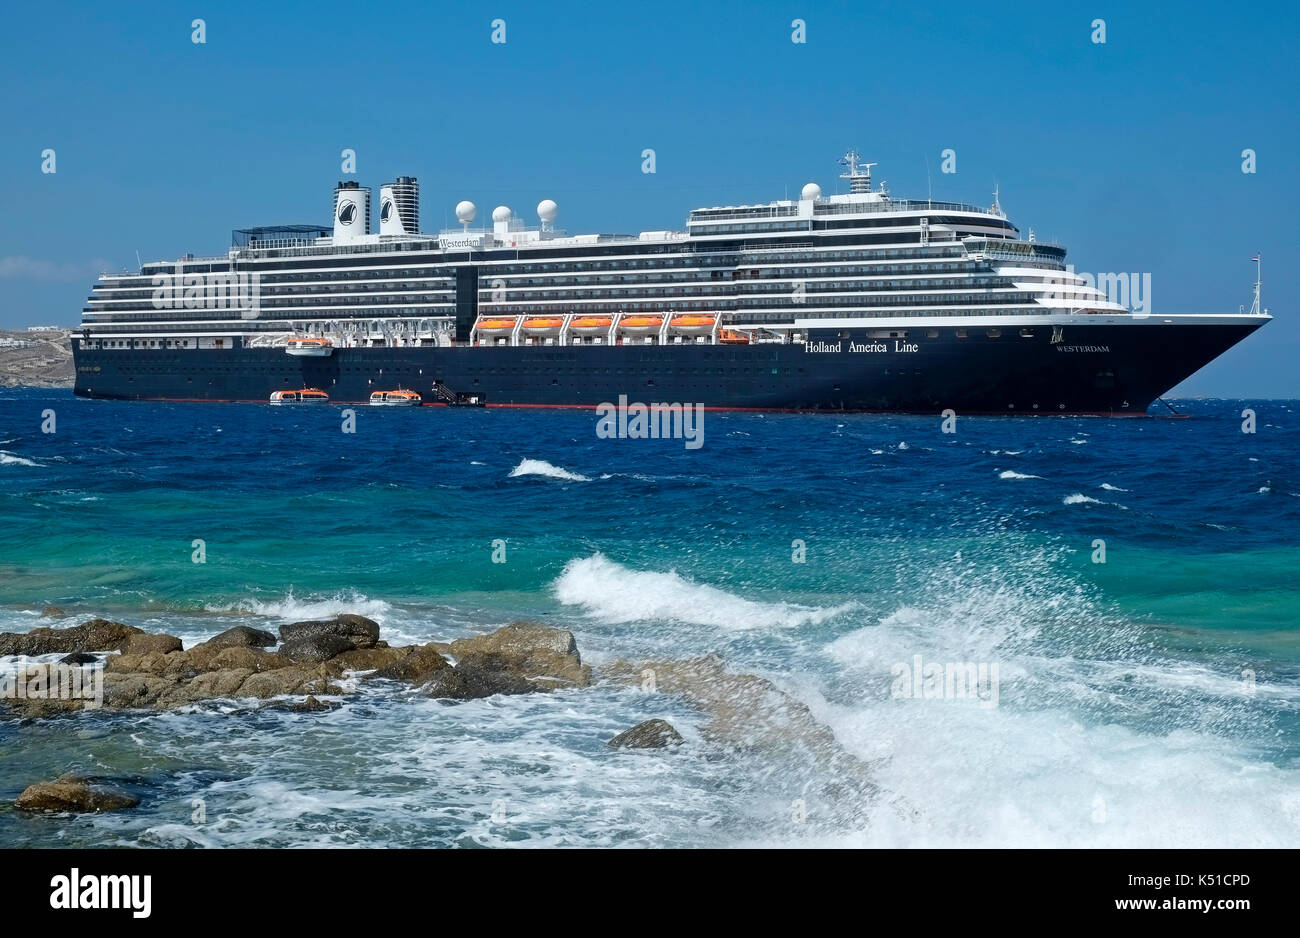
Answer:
[[83, 396, 1172, 417]]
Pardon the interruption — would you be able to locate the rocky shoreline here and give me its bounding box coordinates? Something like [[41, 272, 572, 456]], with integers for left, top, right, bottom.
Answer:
[[2, 614, 876, 817], [0, 329, 73, 388]]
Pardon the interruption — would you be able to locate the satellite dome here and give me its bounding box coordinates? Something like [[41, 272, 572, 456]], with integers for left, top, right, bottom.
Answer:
[[801, 182, 822, 201], [492, 205, 512, 223], [455, 200, 477, 224], [537, 199, 558, 223]]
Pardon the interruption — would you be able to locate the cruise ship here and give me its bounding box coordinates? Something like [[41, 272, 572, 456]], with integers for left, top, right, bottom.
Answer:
[[71, 153, 1270, 413]]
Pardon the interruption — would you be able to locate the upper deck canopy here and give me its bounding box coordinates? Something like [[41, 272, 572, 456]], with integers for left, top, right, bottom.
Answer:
[[232, 225, 330, 248]]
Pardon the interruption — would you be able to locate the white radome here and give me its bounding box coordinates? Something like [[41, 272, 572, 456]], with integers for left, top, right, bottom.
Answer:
[[492, 205, 512, 223], [537, 199, 558, 223], [801, 182, 822, 201], [455, 200, 477, 223]]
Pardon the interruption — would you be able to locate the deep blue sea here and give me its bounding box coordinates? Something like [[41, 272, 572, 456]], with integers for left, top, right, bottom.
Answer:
[[1, 388, 1297, 847]]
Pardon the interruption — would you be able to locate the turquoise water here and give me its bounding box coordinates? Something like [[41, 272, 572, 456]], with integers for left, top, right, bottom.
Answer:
[[1, 389, 1297, 846]]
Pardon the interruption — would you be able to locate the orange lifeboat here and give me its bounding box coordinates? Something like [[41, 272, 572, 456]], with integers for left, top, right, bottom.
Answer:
[[719, 329, 751, 344], [475, 317, 518, 332], [369, 389, 422, 406], [568, 315, 613, 334], [670, 314, 716, 335], [619, 315, 665, 334], [521, 316, 564, 336], [270, 388, 329, 404], [284, 336, 334, 357]]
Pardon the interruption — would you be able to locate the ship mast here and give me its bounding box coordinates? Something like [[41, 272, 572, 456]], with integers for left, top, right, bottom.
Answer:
[[839, 149, 876, 194], [1248, 254, 1263, 316]]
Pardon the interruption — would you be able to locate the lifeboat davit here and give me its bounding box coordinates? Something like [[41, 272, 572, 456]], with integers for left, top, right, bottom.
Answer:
[[520, 316, 564, 336], [619, 315, 664, 335], [670, 314, 716, 335], [369, 389, 422, 406], [568, 315, 613, 334], [285, 337, 333, 357], [475, 317, 518, 333], [270, 388, 329, 404]]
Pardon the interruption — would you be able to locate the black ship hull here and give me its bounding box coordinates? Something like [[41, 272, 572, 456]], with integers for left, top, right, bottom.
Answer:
[[72, 321, 1263, 415]]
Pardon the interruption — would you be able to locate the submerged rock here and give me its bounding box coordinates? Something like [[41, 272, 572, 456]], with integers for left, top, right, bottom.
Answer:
[[609, 719, 684, 749], [0, 618, 143, 656], [601, 655, 878, 819], [15, 774, 139, 813], [40, 606, 65, 618], [58, 652, 101, 666], [289, 695, 332, 712]]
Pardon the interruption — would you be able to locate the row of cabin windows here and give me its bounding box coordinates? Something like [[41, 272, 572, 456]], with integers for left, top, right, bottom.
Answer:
[[101, 326, 1037, 355]]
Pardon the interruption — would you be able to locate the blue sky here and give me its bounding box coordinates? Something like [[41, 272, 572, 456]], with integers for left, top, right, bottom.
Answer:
[[2, 0, 1296, 396]]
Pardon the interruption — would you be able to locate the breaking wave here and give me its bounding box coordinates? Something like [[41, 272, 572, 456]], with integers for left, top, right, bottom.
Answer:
[[553, 553, 856, 629], [508, 459, 592, 482]]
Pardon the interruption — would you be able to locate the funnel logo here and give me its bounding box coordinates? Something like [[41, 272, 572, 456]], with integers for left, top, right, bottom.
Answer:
[[380, 199, 393, 223], [337, 200, 357, 225]]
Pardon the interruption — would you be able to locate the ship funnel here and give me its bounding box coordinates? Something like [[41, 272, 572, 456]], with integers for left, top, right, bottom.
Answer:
[[334, 181, 371, 243], [379, 176, 419, 236]]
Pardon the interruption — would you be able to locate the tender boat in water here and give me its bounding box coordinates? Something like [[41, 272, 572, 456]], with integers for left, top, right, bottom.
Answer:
[[369, 389, 422, 406]]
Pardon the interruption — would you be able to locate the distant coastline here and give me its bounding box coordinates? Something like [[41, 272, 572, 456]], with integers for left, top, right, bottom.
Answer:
[[0, 329, 73, 388]]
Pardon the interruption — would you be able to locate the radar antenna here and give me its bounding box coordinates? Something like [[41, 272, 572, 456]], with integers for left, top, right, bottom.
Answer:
[[838, 149, 876, 194]]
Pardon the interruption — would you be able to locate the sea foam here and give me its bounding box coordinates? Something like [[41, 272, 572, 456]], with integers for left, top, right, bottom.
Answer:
[[214, 590, 393, 624], [508, 459, 592, 482], [553, 553, 855, 629]]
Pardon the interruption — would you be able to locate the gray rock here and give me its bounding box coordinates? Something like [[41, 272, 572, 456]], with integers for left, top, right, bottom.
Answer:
[[424, 652, 540, 700], [280, 633, 356, 663], [0, 619, 143, 656], [609, 719, 684, 749], [121, 633, 183, 656], [371, 644, 450, 683], [203, 625, 278, 649], [446, 622, 590, 689], [15, 775, 140, 813], [280, 614, 379, 649], [58, 652, 101, 666]]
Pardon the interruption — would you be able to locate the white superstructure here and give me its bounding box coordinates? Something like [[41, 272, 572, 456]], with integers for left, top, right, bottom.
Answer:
[[78, 154, 1261, 355]]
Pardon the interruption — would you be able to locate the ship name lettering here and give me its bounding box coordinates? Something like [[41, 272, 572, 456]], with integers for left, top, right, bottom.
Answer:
[[804, 340, 842, 353]]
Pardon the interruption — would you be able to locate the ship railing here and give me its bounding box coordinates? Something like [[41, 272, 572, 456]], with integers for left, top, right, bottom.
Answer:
[[689, 198, 999, 225], [814, 198, 991, 217]]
